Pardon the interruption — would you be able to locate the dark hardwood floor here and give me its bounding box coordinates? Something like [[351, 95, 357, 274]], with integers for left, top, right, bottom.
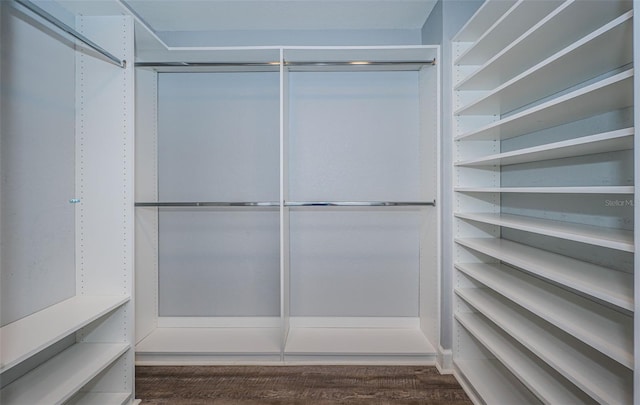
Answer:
[[136, 365, 472, 404]]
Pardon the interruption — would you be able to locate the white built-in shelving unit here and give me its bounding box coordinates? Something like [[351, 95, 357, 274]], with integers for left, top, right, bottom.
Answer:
[[134, 45, 441, 364], [452, 0, 635, 403], [0, 1, 134, 403]]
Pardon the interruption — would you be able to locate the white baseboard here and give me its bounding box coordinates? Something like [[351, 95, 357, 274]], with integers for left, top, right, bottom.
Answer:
[[435, 346, 453, 374]]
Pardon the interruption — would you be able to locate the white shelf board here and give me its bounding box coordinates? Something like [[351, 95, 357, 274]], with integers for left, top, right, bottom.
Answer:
[[456, 262, 633, 369], [455, 358, 540, 405], [456, 312, 593, 404], [456, 289, 632, 404], [135, 327, 282, 355], [68, 392, 131, 405], [455, 0, 562, 66], [455, 186, 633, 194], [283, 46, 437, 65], [455, 212, 634, 252], [456, 1, 633, 91], [455, 237, 633, 311], [0, 295, 129, 372], [455, 128, 634, 167], [453, 0, 517, 42], [456, 69, 634, 141], [135, 47, 282, 64], [456, 12, 633, 115], [284, 327, 434, 356], [0, 343, 129, 405]]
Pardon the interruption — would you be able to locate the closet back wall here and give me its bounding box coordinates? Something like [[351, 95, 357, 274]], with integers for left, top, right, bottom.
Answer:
[[157, 72, 281, 317], [288, 71, 422, 317]]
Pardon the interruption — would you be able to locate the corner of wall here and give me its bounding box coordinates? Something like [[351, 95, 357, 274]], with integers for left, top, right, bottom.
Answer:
[[435, 345, 453, 374]]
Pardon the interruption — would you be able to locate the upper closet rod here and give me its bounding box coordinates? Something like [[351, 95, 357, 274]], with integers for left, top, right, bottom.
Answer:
[[135, 62, 280, 68], [135, 60, 435, 68], [14, 0, 126, 68], [284, 60, 435, 67]]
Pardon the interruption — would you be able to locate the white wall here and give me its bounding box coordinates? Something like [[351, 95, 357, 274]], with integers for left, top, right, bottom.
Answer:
[[287, 70, 423, 317], [420, 0, 484, 351], [157, 72, 281, 317], [0, 1, 76, 326]]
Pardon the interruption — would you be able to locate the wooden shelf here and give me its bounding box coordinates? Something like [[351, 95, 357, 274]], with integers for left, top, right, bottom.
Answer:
[[456, 69, 634, 141], [456, 12, 633, 115], [456, 262, 633, 368], [456, 2, 633, 90], [457, 289, 632, 404], [455, 128, 634, 167], [456, 312, 594, 404], [0, 343, 129, 405], [455, 1, 561, 66], [455, 212, 634, 252], [455, 358, 541, 404], [453, 0, 517, 42], [455, 186, 633, 194], [0, 295, 129, 373], [284, 327, 434, 358], [455, 237, 633, 311]]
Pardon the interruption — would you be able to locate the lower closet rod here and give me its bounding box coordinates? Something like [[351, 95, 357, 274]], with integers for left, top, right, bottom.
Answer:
[[135, 202, 279, 207], [285, 201, 436, 207]]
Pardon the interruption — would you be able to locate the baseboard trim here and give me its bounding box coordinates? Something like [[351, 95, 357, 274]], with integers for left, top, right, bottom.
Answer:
[[435, 346, 453, 374]]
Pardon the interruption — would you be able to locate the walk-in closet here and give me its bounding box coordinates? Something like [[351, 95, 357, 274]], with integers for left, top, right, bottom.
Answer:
[[0, 0, 638, 403], [134, 46, 440, 363]]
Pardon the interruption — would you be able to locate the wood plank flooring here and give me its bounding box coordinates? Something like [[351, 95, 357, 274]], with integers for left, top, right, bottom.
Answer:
[[136, 365, 472, 404]]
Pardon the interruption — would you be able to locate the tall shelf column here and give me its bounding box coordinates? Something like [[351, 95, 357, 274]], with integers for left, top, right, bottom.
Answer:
[[452, 0, 635, 403], [0, 3, 135, 403]]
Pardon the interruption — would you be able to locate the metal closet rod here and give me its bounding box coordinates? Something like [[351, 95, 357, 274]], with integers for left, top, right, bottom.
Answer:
[[135, 62, 280, 68], [14, 0, 126, 68], [135, 202, 279, 207], [285, 60, 435, 67], [135, 60, 435, 68], [286, 201, 436, 207], [135, 201, 436, 207]]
